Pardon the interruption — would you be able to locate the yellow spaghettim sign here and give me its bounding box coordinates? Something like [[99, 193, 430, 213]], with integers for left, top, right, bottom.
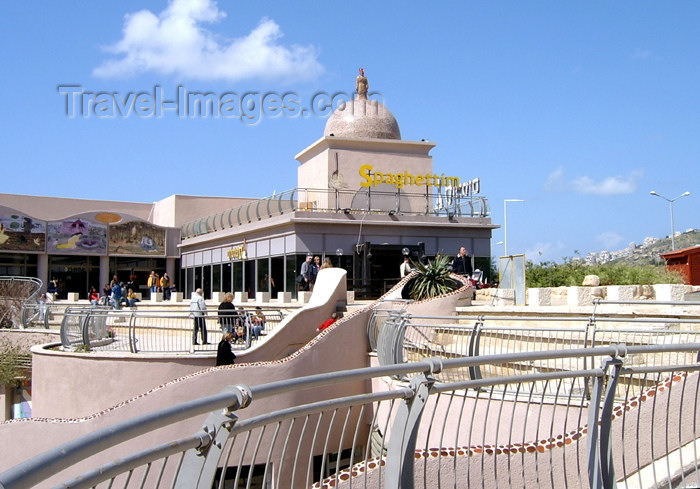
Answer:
[[359, 164, 460, 189]]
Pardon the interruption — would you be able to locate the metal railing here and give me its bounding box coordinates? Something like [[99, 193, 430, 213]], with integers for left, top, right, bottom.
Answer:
[[1, 344, 699, 489], [58, 307, 285, 353], [372, 300, 700, 395], [181, 188, 490, 239], [0, 276, 43, 328]]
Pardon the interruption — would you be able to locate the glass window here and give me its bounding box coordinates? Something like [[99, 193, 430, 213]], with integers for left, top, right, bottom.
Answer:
[[203, 265, 211, 298], [222, 262, 232, 293], [232, 262, 243, 293], [256, 258, 269, 293], [212, 264, 221, 294]]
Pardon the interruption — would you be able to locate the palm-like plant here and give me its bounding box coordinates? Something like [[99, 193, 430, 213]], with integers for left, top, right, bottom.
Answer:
[[406, 254, 462, 301]]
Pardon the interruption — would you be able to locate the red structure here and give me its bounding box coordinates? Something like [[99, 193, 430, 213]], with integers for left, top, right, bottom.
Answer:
[[660, 246, 700, 285]]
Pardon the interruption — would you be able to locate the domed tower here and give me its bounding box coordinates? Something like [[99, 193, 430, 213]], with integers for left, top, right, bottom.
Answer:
[[324, 68, 401, 140], [296, 69, 435, 208]]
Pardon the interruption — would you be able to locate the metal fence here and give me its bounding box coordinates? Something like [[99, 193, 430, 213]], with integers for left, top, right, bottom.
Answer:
[[58, 307, 285, 353], [0, 276, 43, 328], [181, 188, 491, 239], [1, 344, 699, 489], [372, 300, 700, 398]]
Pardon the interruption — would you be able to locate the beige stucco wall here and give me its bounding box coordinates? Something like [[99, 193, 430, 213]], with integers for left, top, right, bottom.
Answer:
[[296, 137, 437, 214]]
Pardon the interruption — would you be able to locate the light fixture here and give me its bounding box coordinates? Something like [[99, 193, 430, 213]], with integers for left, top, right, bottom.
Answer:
[[336, 248, 343, 256], [402, 247, 410, 256], [650, 190, 691, 250]]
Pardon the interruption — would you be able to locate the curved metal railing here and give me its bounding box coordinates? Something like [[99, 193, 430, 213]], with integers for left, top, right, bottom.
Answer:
[[1, 344, 699, 489], [373, 300, 700, 388], [181, 188, 491, 239], [58, 307, 285, 353], [0, 276, 43, 328]]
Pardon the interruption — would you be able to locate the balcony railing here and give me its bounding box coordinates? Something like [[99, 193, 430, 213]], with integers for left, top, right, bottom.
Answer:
[[181, 188, 490, 239]]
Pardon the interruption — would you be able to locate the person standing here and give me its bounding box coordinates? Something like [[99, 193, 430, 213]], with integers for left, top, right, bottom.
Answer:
[[190, 288, 208, 345], [400, 257, 412, 278], [160, 272, 172, 301], [217, 292, 236, 334], [110, 282, 123, 310], [311, 256, 321, 289], [300, 254, 314, 291], [147, 271, 159, 297], [452, 247, 473, 277]]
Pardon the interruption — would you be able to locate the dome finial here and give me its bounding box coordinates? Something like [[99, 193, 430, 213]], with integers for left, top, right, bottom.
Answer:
[[356, 68, 368, 100]]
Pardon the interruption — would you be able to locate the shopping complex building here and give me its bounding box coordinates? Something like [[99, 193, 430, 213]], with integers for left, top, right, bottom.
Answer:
[[0, 76, 496, 300]]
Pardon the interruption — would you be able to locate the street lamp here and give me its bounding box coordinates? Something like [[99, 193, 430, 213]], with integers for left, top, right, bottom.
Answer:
[[650, 190, 690, 251], [503, 199, 524, 256]]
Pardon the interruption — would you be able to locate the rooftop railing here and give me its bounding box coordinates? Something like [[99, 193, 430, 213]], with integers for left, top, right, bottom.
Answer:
[[1, 344, 698, 489], [181, 188, 490, 239]]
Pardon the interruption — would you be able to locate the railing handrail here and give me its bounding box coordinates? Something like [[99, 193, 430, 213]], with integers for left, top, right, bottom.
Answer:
[[180, 187, 491, 239], [58, 306, 285, 353], [1, 343, 699, 489]]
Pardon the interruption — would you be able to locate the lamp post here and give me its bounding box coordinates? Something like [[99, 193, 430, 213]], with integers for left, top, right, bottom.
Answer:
[[650, 191, 690, 251], [503, 199, 524, 256]]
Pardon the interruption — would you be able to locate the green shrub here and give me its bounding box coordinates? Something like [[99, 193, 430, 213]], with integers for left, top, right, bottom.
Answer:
[[406, 254, 462, 301], [526, 258, 683, 288], [0, 338, 29, 386]]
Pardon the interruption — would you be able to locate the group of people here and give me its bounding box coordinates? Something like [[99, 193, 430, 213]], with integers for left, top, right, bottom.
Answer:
[[99, 275, 141, 310], [188, 289, 268, 364], [298, 254, 334, 291], [147, 271, 175, 300]]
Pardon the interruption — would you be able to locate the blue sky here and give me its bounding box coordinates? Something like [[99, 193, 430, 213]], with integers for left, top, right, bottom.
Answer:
[[1, 1, 699, 263]]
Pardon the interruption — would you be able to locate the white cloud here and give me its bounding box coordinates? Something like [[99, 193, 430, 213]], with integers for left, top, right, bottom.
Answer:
[[544, 167, 643, 196], [93, 0, 323, 82], [596, 231, 625, 249]]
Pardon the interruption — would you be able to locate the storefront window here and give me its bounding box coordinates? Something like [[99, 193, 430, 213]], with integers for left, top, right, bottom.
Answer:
[[256, 258, 269, 293], [270, 256, 284, 296], [285, 255, 297, 299], [232, 262, 243, 293], [203, 265, 211, 298], [222, 262, 232, 293], [0, 254, 37, 277], [212, 264, 221, 295]]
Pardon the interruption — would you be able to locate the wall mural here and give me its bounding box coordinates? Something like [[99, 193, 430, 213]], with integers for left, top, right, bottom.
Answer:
[[47, 218, 107, 253], [0, 213, 46, 252], [109, 221, 165, 255]]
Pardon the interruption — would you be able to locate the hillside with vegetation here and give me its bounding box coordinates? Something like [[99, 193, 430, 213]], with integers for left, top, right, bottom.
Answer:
[[524, 231, 700, 288], [608, 230, 700, 266]]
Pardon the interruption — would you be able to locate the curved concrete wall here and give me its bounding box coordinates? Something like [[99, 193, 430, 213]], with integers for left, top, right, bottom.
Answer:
[[0, 271, 474, 487]]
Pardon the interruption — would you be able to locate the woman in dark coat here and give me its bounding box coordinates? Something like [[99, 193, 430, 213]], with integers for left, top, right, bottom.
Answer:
[[217, 293, 237, 334], [216, 332, 236, 366]]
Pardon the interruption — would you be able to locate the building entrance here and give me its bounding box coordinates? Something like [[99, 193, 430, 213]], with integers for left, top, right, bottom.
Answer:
[[352, 243, 424, 299]]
